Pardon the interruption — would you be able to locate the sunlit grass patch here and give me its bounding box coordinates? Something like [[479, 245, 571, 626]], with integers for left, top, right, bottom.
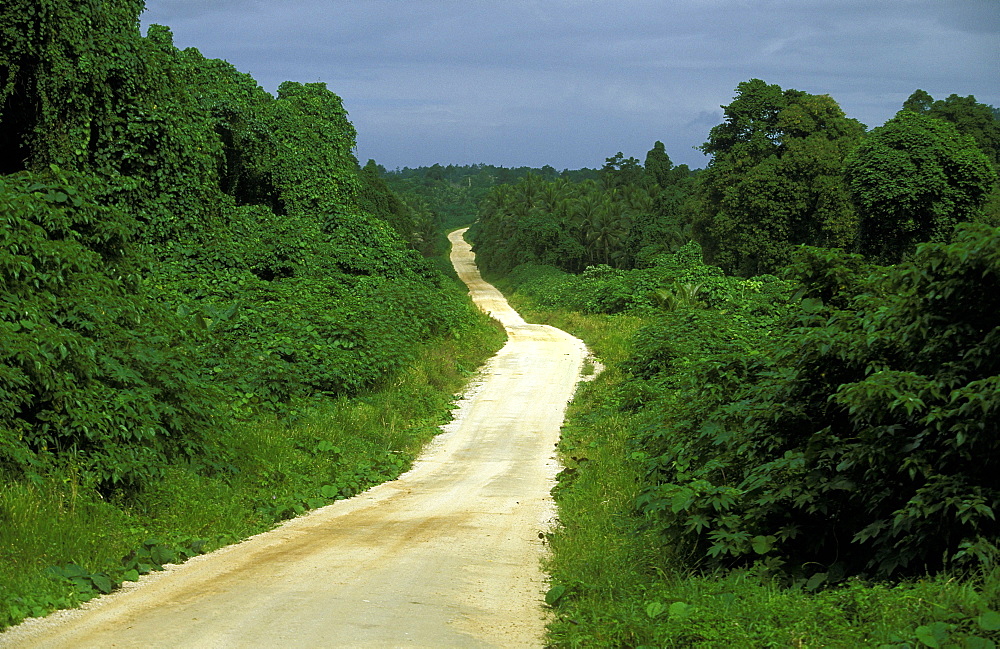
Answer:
[[0, 478, 141, 625]]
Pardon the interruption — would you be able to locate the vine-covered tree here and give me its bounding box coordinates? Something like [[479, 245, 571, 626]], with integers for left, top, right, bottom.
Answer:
[[644, 141, 673, 188], [0, 1, 477, 494]]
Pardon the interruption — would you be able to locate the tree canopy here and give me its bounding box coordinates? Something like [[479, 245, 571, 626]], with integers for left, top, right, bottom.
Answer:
[[694, 79, 866, 276], [847, 110, 996, 263], [903, 90, 1000, 167], [470, 144, 696, 276]]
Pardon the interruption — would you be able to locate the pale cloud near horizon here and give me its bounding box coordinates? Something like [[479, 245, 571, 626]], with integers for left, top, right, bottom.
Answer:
[[141, 0, 999, 170]]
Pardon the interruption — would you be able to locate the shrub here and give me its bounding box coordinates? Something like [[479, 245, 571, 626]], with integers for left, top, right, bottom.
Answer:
[[0, 168, 225, 492], [636, 223, 1000, 578]]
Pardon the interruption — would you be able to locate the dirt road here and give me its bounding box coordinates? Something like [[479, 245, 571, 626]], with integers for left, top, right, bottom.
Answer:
[[0, 228, 587, 648]]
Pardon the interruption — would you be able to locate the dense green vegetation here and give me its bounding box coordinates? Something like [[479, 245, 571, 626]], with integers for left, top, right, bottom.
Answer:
[[499, 232, 1000, 646], [471, 83, 998, 280], [693, 79, 865, 275], [468, 148, 694, 275], [4, 1, 1000, 643], [0, 1, 504, 629], [377, 162, 601, 248], [476, 80, 1000, 645]]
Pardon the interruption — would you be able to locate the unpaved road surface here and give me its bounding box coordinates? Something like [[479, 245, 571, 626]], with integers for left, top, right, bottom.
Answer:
[[0, 228, 587, 648]]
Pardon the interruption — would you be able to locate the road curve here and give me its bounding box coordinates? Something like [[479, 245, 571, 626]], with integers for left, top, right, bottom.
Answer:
[[0, 228, 588, 649]]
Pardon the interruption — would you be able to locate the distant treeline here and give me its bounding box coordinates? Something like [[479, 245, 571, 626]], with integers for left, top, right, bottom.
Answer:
[[383, 162, 601, 185], [469, 80, 999, 279], [374, 162, 603, 233]]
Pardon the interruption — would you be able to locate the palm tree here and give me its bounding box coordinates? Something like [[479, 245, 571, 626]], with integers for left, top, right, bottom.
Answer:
[[572, 192, 603, 263], [515, 173, 541, 209], [583, 198, 629, 267]]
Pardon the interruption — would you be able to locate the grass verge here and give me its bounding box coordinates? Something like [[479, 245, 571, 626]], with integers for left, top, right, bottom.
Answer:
[[0, 303, 505, 631], [498, 281, 1000, 648]]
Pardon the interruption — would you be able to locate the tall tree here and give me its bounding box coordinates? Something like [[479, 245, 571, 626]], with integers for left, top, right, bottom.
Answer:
[[600, 152, 643, 189], [905, 90, 1000, 167], [847, 110, 996, 263], [356, 158, 426, 248], [694, 79, 865, 276], [928, 94, 1000, 167], [644, 141, 673, 188], [902, 89, 934, 114]]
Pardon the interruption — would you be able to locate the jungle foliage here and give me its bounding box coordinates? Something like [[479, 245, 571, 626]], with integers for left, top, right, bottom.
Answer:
[[474, 78, 1000, 645], [633, 225, 1000, 579], [0, 2, 506, 628], [468, 145, 695, 276], [379, 162, 601, 256], [693, 79, 867, 276], [0, 2, 487, 493], [501, 221, 1000, 646], [469, 80, 997, 284], [473, 78, 999, 585], [848, 110, 997, 263]]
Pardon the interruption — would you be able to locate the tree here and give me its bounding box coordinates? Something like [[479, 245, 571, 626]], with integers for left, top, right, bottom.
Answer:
[[268, 81, 361, 218], [600, 152, 643, 189], [582, 197, 629, 266], [355, 158, 425, 247], [929, 94, 1000, 167], [847, 110, 996, 263], [902, 89, 933, 114], [644, 141, 673, 188], [695, 79, 865, 275], [425, 163, 445, 182], [0, 0, 478, 491], [904, 91, 1000, 167]]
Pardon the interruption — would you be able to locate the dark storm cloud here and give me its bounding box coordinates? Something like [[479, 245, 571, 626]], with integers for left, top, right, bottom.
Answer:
[[141, 0, 999, 170]]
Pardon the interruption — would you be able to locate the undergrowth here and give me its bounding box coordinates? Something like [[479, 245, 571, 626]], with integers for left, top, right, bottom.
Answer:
[[499, 282, 1000, 648], [0, 309, 505, 631]]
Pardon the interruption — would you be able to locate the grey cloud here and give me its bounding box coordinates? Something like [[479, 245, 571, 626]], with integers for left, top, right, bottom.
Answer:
[[141, 0, 999, 170]]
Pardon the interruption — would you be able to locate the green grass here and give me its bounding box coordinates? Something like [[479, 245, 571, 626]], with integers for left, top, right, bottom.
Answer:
[[0, 312, 506, 631]]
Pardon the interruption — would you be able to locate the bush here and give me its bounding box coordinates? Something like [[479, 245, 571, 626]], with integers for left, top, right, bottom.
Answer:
[[636, 223, 1000, 578], [0, 168, 225, 493]]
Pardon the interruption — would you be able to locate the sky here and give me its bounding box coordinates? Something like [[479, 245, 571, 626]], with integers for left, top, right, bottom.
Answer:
[[140, 0, 999, 171]]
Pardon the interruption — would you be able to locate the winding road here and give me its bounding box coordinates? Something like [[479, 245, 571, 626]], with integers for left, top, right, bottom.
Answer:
[[0, 228, 589, 648]]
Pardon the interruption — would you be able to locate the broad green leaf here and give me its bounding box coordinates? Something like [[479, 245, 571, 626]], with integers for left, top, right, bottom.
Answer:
[[805, 572, 827, 591], [545, 585, 566, 606], [90, 574, 113, 594], [645, 601, 666, 619], [751, 535, 773, 555], [978, 610, 1000, 631], [668, 601, 693, 620], [914, 625, 940, 648], [150, 545, 175, 566], [62, 564, 88, 579], [70, 577, 91, 591]]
